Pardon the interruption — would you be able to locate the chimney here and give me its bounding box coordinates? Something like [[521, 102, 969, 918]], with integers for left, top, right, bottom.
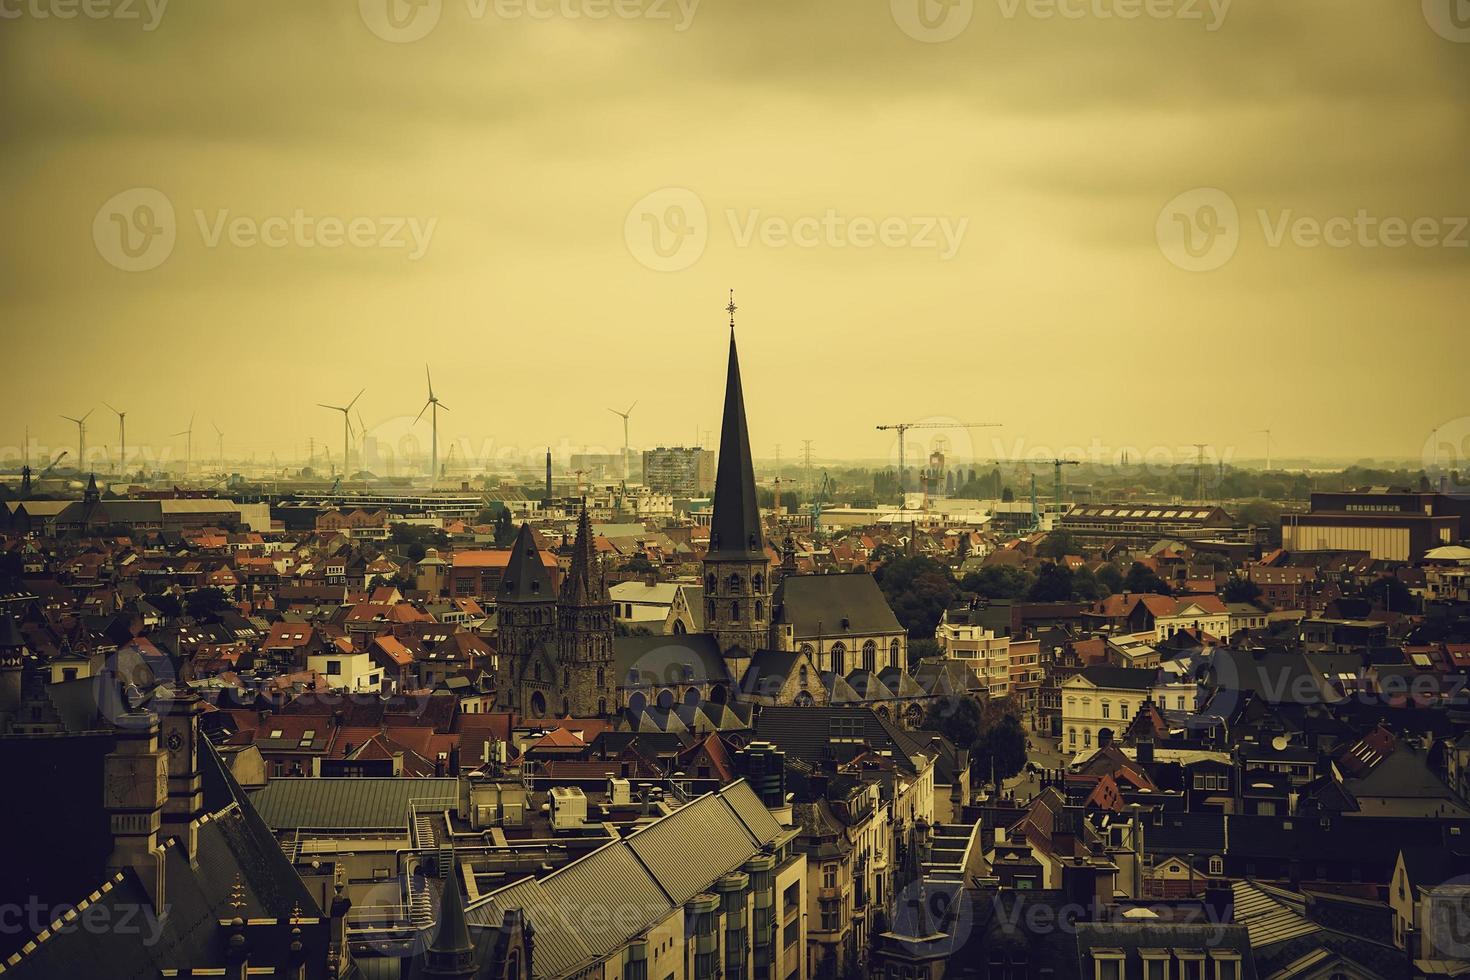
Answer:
[[104, 711, 169, 912], [545, 449, 553, 504], [1136, 738, 1154, 765]]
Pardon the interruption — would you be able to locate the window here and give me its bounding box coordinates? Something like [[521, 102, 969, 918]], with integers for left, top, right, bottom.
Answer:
[[1093, 950, 1124, 980], [822, 863, 837, 888], [831, 642, 846, 675], [1069, 728, 1077, 747], [1084, 730, 1092, 748], [1141, 954, 1169, 980], [1120, 701, 1129, 719], [730, 601, 739, 620], [863, 640, 877, 673], [1176, 952, 1205, 980], [1209, 856, 1224, 875], [1102, 701, 1111, 720], [326, 659, 341, 675], [1210, 954, 1239, 980]]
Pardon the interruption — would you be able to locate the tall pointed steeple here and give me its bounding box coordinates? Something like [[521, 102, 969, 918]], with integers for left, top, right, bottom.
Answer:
[[708, 291, 763, 560], [499, 523, 554, 604], [703, 291, 772, 670], [559, 505, 603, 605], [557, 502, 615, 717]]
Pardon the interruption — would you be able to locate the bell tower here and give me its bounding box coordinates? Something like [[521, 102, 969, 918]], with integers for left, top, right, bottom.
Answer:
[[495, 523, 557, 714], [703, 292, 771, 678], [557, 505, 616, 717]]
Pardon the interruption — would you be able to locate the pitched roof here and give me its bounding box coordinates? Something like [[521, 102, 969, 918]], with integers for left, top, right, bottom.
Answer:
[[499, 523, 555, 603]]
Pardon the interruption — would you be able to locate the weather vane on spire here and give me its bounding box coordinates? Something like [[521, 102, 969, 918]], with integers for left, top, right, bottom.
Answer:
[[726, 289, 737, 328]]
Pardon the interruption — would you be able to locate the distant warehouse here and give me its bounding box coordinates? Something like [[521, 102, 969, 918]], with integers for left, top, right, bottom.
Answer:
[[1282, 487, 1470, 561], [1058, 502, 1243, 549]]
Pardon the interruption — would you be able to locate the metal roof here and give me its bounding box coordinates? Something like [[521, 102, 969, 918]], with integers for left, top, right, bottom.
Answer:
[[248, 777, 458, 830]]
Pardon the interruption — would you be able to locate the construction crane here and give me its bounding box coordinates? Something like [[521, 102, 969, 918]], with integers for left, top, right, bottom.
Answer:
[[1050, 458, 1080, 515], [39, 450, 68, 479], [809, 471, 833, 539], [875, 421, 1000, 500]]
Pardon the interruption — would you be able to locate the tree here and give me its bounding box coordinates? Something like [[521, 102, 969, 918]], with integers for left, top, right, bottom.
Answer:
[[1222, 575, 1262, 604], [1037, 530, 1078, 560], [960, 565, 1034, 600], [972, 714, 1028, 784], [923, 695, 984, 750], [1123, 562, 1172, 595], [1095, 563, 1124, 595], [1366, 576, 1416, 613], [493, 508, 515, 547], [1001, 486, 1014, 503], [906, 638, 940, 668], [1071, 566, 1104, 601], [1028, 562, 1074, 602], [874, 555, 959, 639]]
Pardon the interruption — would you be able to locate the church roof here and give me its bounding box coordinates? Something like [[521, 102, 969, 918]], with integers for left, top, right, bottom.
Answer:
[[499, 523, 555, 604], [774, 572, 904, 637], [706, 318, 764, 561]]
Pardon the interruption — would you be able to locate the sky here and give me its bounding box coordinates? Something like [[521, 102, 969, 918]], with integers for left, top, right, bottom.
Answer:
[[2, 0, 1467, 476]]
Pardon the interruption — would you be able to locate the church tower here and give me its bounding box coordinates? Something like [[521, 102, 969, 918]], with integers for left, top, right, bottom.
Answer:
[[557, 505, 616, 717], [495, 523, 557, 717], [703, 292, 771, 677]]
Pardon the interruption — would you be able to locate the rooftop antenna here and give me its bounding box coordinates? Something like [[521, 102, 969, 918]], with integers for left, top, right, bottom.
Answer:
[[318, 388, 364, 484], [607, 401, 637, 482], [104, 403, 126, 475], [60, 408, 94, 472], [415, 366, 448, 485]]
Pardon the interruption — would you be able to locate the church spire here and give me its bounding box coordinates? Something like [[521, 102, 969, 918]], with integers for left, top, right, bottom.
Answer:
[[560, 504, 603, 605], [499, 523, 554, 604], [708, 291, 763, 560], [423, 878, 477, 978]]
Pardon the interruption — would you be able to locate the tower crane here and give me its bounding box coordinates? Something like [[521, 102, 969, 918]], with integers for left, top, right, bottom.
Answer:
[[809, 471, 833, 539], [875, 421, 1000, 500], [1050, 458, 1080, 515]]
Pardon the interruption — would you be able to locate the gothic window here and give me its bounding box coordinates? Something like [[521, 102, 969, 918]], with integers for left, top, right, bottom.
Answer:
[[800, 643, 815, 657], [563, 670, 570, 687], [753, 571, 764, 593], [755, 600, 763, 619], [708, 600, 716, 622], [799, 665, 809, 686], [890, 638, 901, 666], [730, 601, 739, 620], [530, 691, 547, 717], [831, 642, 846, 676], [597, 667, 605, 687], [728, 573, 743, 593], [534, 663, 542, 682], [862, 640, 877, 673], [561, 697, 570, 716], [794, 691, 815, 707], [706, 573, 716, 593], [598, 698, 607, 715]]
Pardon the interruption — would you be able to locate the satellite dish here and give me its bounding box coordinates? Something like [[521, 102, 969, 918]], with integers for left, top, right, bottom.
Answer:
[[1271, 735, 1289, 751]]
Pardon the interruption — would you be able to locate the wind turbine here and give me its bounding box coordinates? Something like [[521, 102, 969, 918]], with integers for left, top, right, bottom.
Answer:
[[60, 409, 93, 471], [104, 403, 126, 475], [173, 414, 195, 475], [1255, 428, 1273, 471], [607, 401, 636, 481], [213, 422, 225, 472], [318, 388, 364, 483], [414, 366, 448, 483]]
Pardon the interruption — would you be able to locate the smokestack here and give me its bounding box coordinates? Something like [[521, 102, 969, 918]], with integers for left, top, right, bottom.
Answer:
[[545, 449, 552, 504]]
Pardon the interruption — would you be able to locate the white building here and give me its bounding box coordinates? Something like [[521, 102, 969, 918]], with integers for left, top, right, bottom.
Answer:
[[1061, 666, 1198, 753], [307, 647, 382, 693], [935, 606, 1011, 697]]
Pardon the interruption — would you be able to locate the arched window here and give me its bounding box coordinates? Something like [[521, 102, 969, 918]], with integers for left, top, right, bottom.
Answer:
[[831, 642, 846, 676], [754, 599, 763, 619], [598, 698, 607, 715], [728, 572, 743, 593], [1083, 729, 1092, 748], [563, 670, 570, 688], [730, 600, 739, 620], [530, 691, 547, 717], [596, 667, 605, 687], [753, 572, 764, 593], [706, 573, 717, 593], [800, 643, 815, 657], [561, 697, 570, 716], [707, 600, 716, 622], [862, 640, 877, 673], [1068, 727, 1077, 747], [534, 663, 542, 682], [794, 691, 815, 707], [799, 665, 809, 686], [889, 638, 901, 666]]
